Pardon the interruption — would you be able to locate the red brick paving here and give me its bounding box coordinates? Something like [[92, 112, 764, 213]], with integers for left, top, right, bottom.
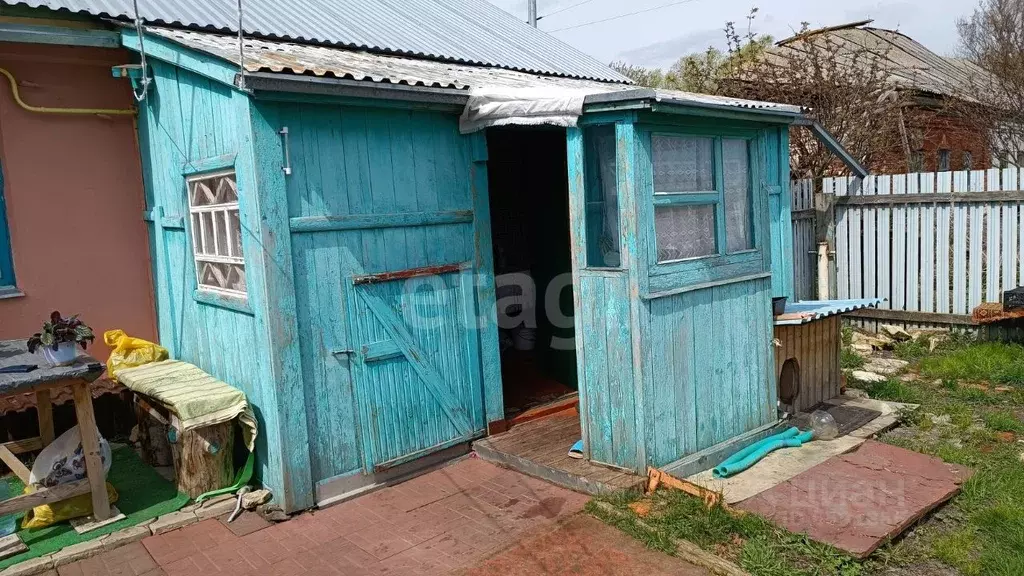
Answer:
[[55, 456, 627, 576], [738, 440, 973, 558], [462, 515, 709, 576]]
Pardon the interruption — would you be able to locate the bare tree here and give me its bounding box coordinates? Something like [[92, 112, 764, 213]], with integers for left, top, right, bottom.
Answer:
[[612, 10, 923, 179], [956, 0, 1024, 165], [721, 16, 919, 179]]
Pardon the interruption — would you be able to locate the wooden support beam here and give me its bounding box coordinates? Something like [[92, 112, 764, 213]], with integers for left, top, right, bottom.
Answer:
[[0, 445, 30, 484], [3, 437, 42, 455], [0, 479, 91, 517], [836, 191, 1024, 206], [72, 381, 111, 520], [36, 389, 53, 446], [845, 308, 973, 325]]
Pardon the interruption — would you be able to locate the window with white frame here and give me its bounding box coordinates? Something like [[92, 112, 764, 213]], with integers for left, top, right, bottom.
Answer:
[[186, 171, 246, 297]]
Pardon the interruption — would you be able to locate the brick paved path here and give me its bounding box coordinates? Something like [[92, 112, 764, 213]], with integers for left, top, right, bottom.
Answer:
[[46, 456, 706, 575]]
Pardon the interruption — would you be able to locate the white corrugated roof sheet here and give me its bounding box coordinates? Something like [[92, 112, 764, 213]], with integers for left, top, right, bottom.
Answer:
[[147, 28, 804, 115]]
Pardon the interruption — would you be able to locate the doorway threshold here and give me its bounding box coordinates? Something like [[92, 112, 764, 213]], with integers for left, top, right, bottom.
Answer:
[[507, 392, 579, 428], [473, 411, 644, 495]]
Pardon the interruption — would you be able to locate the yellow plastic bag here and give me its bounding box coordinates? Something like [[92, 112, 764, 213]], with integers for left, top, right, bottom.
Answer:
[[104, 330, 168, 380], [21, 482, 119, 530]]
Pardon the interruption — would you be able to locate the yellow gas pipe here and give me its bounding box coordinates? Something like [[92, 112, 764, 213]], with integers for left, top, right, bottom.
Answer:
[[0, 66, 135, 116]]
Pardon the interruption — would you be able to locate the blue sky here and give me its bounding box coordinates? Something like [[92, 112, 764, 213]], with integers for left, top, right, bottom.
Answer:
[[487, 0, 981, 70]]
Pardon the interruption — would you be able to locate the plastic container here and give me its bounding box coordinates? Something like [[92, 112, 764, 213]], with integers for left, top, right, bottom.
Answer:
[[772, 296, 788, 316], [809, 409, 839, 440]]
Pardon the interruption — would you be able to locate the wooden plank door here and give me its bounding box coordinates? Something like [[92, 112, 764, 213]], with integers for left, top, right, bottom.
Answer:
[[345, 265, 485, 472]]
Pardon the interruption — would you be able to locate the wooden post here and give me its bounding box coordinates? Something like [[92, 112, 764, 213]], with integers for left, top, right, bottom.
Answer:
[[72, 381, 110, 520], [35, 390, 54, 447], [813, 178, 836, 299]]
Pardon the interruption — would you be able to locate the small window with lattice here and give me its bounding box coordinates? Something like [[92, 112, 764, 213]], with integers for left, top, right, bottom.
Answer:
[[186, 170, 246, 298]]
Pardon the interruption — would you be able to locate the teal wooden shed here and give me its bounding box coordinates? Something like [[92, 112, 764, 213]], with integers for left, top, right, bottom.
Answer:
[[116, 16, 865, 512]]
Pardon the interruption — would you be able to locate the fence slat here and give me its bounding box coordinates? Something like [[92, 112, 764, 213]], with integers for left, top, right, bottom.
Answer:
[[969, 204, 984, 310], [876, 176, 892, 309], [835, 178, 850, 299], [863, 175, 877, 299], [921, 200, 936, 313], [936, 204, 951, 314], [987, 202, 1001, 303]]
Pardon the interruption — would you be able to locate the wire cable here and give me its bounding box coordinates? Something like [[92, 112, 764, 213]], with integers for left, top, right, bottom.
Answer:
[[547, 0, 699, 32], [540, 0, 597, 20], [131, 0, 151, 102]]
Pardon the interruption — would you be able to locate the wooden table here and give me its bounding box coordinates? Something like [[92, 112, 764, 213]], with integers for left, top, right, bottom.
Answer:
[[0, 340, 110, 521]]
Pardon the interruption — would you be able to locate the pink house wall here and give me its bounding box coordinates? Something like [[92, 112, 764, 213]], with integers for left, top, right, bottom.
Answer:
[[0, 42, 156, 359]]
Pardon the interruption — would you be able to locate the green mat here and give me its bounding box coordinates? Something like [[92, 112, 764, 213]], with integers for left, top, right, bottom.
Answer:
[[0, 446, 189, 570]]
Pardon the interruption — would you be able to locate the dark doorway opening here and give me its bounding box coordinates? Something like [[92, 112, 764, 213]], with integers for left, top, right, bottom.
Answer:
[[486, 128, 578, 422]]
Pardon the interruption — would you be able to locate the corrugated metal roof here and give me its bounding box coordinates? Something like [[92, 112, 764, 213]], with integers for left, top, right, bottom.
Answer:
[[148, 27, 619, 92], [771, 22, 986, 99], [774, 299, 883, 326], [148, 27, 805, 117], [3, 0, 630, 82], [585, 88, 803, 114]]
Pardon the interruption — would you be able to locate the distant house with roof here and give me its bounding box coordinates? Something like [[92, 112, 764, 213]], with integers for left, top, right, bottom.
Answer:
[[764, 20, 991, 174]]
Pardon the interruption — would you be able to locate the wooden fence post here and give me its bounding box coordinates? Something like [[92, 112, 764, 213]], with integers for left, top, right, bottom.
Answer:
[[813, 178, 837, 299]]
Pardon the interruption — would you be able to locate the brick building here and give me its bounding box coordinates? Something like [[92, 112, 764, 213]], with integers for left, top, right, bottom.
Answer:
[[772, 21, 991, 175]]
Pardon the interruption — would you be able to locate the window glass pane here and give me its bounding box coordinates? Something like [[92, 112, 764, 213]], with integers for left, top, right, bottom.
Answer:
[[652, 135, 714, 193], [655, 205, 717, 262], [228, 211, 242, 257], [191, 214, 204, 255], [584, 125, 620, 267], [200, 212, 215, 255], [723, 139, 753, 253], [214, 211, 229, 257]]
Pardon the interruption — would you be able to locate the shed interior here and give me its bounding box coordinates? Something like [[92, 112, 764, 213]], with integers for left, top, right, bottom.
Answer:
[[486, 128, 578, 419]]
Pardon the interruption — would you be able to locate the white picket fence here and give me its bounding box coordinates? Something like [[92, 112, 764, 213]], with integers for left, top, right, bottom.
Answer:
[[792, 170, 1024, 329]]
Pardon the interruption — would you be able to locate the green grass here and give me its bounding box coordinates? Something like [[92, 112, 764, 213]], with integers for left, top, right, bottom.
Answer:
[[918, 342, 1024, 385], [0, 446, 189, 570], [841, 349, 866, 370], [592, 338, 1024, 575], [589, 490, 865, 576]]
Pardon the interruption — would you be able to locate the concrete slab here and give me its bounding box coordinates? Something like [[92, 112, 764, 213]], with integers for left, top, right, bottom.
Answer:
[[687, 396, 911, 504], [69, 506, 126, 534], [738, 441, 972, 558], [688, 436, 864, 504]]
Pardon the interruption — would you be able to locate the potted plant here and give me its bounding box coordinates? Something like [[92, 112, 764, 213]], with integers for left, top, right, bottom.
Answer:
[[27, 311, 95, 366]]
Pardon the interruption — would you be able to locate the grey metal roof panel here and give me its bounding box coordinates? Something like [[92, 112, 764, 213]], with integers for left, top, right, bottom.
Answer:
[[147, 28, 804, 118], [584, 88, 803, 115], [2, 0, 631, 82]]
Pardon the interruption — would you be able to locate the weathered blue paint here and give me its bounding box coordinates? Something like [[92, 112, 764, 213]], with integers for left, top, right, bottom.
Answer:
[[568, 109, 784, 474], [121, 28, 240, 90], [132, 26, 798, 507], [263, 100, 491, 485], [134, 58, 314, 511], [0, 22, 120, 48], [766, 127, 795, 299]]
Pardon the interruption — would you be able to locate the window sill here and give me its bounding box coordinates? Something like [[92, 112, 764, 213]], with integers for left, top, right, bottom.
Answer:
[[193, 289, 253, 315], [0, 286, 24, 300]]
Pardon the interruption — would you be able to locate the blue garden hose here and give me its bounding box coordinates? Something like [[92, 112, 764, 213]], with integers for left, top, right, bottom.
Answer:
[[712, 428, 815, 479]]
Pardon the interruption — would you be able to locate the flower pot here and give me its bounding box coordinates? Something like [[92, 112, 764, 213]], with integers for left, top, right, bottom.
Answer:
[[41, 342, 78, 367]]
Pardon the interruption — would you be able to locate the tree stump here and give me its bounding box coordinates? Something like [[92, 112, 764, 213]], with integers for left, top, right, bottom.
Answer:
[[170, 421, 234, 498], [134, 399, 173, 468]]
